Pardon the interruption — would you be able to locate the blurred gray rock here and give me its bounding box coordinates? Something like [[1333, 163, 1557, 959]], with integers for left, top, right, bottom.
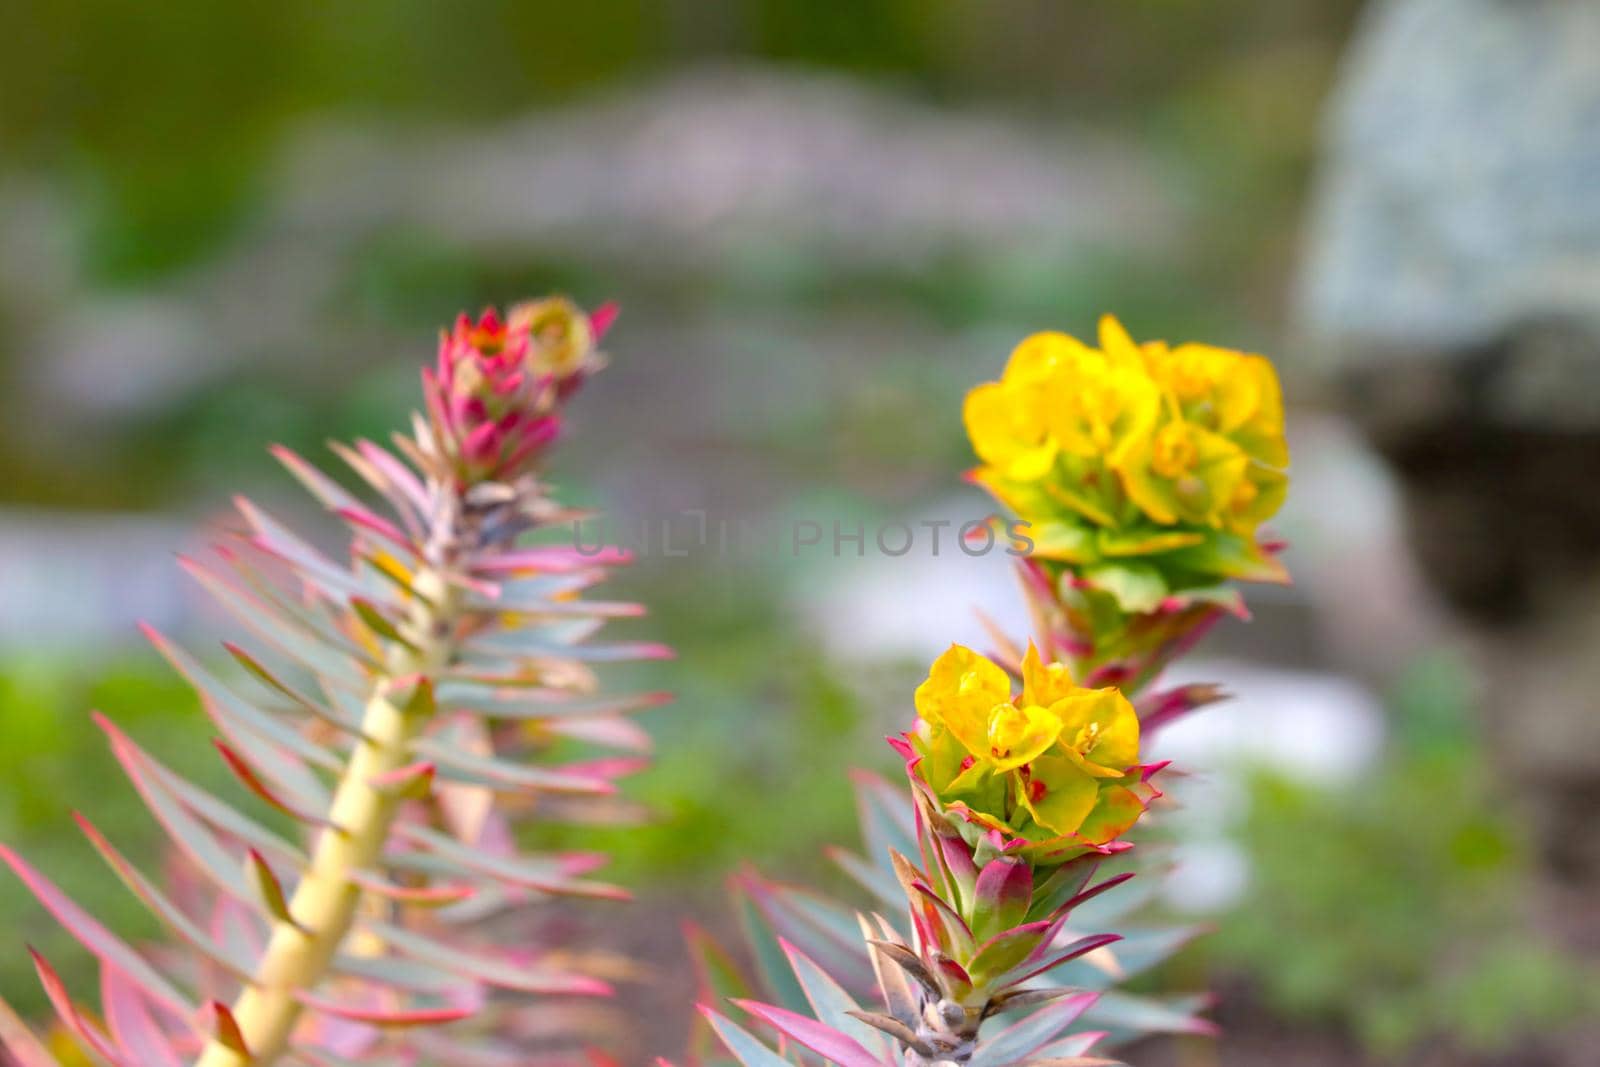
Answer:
[[1301, 0, 1600, 882], [1298, 0, 1600, 613], [1299, 0, 1600, 398]]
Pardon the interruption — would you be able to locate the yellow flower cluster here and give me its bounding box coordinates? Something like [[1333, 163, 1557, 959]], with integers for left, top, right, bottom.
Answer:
[[964, 316, 1288, 579], [514, 296, 598, 379], [910, 643, 1153, 861]]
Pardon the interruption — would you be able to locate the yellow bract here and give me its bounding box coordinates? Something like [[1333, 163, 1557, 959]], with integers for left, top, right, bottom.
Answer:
[[914, 643, 1012, 757], [964, 315, 1289, 540], [913, 643, 1145, 848], [964, 379, 1055, 482], [510, 296, 595, 379]]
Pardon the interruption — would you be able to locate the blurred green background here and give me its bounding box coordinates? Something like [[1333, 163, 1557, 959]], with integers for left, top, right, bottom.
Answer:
[[2, 2, 1597, 1064]]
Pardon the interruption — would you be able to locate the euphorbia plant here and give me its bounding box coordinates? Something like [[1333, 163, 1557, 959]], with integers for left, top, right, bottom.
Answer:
[[966, 316, 1288, 695], [699, 316, 1289, 1065], [0, 298, 670, 1066]]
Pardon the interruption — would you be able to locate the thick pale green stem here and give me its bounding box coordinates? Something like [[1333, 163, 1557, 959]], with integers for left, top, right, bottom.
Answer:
[[195, 568, 458, 1067]]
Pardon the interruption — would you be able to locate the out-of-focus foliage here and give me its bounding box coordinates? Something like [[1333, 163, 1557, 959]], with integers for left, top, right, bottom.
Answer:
[[544, 573, 873, 885], [0, 1, 656, 281], [1217, 652, 1600, 1054], [0, 0, 1359, 286]]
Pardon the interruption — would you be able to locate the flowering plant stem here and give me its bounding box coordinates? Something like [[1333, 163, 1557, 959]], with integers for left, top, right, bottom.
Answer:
[[196, 564, 459, 1067], [699, 317, 1290, 1066], [0, 298, 656, 1067]]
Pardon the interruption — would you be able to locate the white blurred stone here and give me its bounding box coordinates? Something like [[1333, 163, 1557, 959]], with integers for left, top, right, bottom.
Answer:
[[1148, 661, 1385, 912], [0, 510, 195, 651], [1300, 0, 1600, 355], [1163, 837, 1252, 915], [1152, 659, 1386, 788], [795, 493, 1029, 664]]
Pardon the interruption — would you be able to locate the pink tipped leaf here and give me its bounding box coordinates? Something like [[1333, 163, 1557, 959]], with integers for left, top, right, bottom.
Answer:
[[409, 739, 617, 796], [731, 1000, 884, 1067], [363, 921, 611, 997], [71, 814, 254, 981], [697, 1005, 793, 1067], [269, 444, 362, 514], [346, 869, 476, 907], [233, 496, 379, 607], [932, 955, 974, 996], [1003, 933, 1125, 990], [1138, 683, 1227, 735], [930, 829, 979, 911], [0, 989, 65, 1067], [182, 553, 372, 687], [964, 991, 1099, 1067], [589, 302, 620, 341], [334, 506, 413, 554], [101, 968, 184, 1067], [967, 919, 1058, 982], [736, 875, 868, 989], [910, 883, 976, 960], [0, 849, 195, 1018], [92, 718, 270, 907], [220, 641, 369, 740], [28, 949, 129, 1066], [970, 855, 1032, 941], [140, 623, 341, 786], [432, 686, 671, 722], [293, 990, 474, 1029], [94, 714, 306, 869], [391, 824, 630, 901], [325, 439, 424, 540], [1030, 1032, 1111, 1058], [199, 1000, 250, 1057], [683, 921, 754, 1006], [353, 439, 430, 515], [1057, 871, 1139, 922], [777, 939, 889, 1060], [473, 545, 633, 575], [493, 597, 647, 620], [541, 716, 655, 753], [244, 849, 303, 931], [367, 761, 436, 800], [1026, 861, 1103, 923], [349, 597, 418, 652], [214, 740, 340, 829]]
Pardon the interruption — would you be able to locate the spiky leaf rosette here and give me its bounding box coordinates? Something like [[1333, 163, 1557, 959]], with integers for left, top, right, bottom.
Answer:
[[694, 836, 1135, 1067], [695, 320, 1291, 1065], [0, 298, 671, 1067], [684, 785, 1213, 1067], [699, 647, 1200, 1067]]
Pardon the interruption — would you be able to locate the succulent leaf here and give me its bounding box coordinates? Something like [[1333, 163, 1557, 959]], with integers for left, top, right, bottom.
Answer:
[[963, 991, 1098, 1066], [730, 1000, 885, 1067], [777, 940, 890, 1058], [0, 849, 195, 1018], [696, 1007, 798, 1067], [1, 299, 662, 1067]]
